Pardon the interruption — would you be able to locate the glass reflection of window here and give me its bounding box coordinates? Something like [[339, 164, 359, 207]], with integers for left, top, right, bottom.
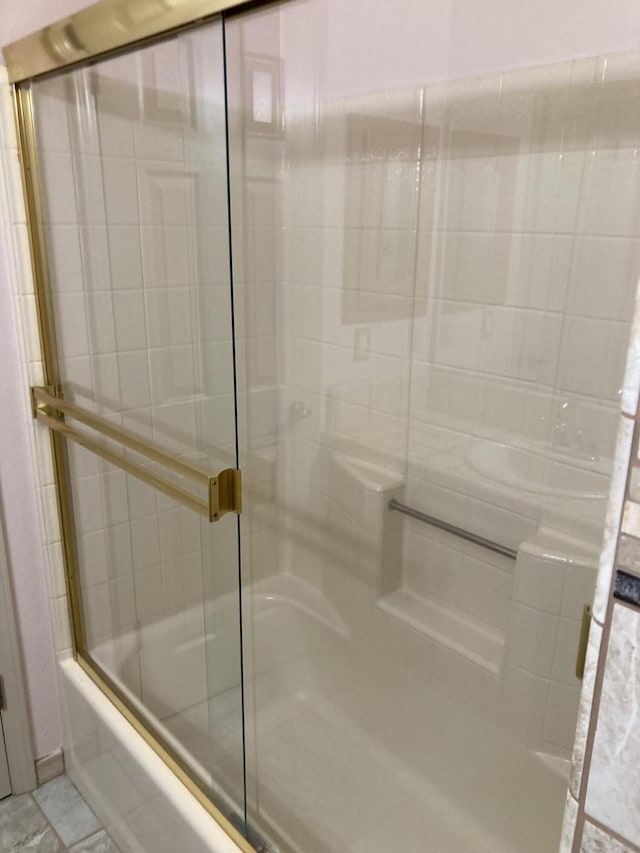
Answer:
[[243, 53, 281, 136]]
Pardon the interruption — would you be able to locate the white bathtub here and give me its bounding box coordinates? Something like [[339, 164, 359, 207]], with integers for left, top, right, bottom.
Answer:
[[60, 571, 570, 853], [58, 657, 243, 853]]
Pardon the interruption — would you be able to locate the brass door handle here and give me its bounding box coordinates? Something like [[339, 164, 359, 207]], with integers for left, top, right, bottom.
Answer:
[[31, 385, 241, 522]]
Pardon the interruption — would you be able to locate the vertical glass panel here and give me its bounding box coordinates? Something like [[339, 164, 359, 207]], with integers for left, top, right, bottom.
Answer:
[[228, 2, 640, 852], [31, 21, 245, 825]]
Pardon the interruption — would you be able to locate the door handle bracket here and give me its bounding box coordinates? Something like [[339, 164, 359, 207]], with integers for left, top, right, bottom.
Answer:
[[209, 468, 242, 521], [30, 385, 242, 523], [30, 383, 62, 420]]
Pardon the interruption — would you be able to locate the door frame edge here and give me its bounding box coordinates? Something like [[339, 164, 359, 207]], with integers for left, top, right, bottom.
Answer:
[[0, 511, 37, 794]]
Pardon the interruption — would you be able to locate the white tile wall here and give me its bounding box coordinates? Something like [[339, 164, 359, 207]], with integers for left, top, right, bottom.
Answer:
[[276, 50, 640, 767]]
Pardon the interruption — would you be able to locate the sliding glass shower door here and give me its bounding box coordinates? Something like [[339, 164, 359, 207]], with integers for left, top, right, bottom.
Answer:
[[16, 0, 640, 850], [225, 2, 638, 853], [28, 19, 249, 839]]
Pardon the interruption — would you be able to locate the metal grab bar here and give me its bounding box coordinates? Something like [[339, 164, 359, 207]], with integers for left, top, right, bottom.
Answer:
[[31, 385, 241, 522], [388, 498, 517, 560]]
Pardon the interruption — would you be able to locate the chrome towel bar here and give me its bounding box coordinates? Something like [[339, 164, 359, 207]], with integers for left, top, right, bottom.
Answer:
[[388, 498, 517, 560]]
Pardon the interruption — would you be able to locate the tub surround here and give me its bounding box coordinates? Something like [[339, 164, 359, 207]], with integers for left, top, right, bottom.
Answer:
[[280, 47, 640, 813]]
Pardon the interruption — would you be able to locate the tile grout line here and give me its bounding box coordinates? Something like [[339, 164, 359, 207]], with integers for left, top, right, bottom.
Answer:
[[68, 827, 108, 851], [27, 776, 116, 853], [27, 791, 71, 852]]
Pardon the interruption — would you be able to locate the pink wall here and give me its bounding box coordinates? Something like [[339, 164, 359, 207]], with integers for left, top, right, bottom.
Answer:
[[282, 0, 640, 100], [4, 0, 640, 82], [0, 0, 90, 52], [0, 238, 61, 759], [0, 0, 89, 764]]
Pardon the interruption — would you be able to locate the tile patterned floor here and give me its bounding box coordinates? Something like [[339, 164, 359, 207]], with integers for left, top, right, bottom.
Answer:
[[0, 775, 120, 852]]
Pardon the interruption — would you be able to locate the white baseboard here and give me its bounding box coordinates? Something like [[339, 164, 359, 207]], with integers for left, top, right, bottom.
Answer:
[[35, 749, 64, 786]]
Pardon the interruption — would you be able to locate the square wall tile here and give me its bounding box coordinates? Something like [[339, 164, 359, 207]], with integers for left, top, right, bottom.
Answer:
[[543, 681, 581, 751], [568, 236, 640, 322], [579, 147, 640, 238], [514, 550, 566, 613], [79, 225, 111, 291], [40, 152, 78, 225], [74, 156, 106, 225], [102, 158, 139, 224], [502, 663, 549, 743], [108, 226, 144, 289], [117, 351, 151, 409], [506, 602, 559, 677], [86, 293, 117, 355], [55, 294, 90, 359], [45, 226, 84, 292], [113, 291, 148, 351]]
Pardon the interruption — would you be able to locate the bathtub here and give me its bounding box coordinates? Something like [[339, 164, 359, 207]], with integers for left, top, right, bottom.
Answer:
[[59, 573, 348, 853], [60, 570, 570, 853], [58, 658, 242, 853]]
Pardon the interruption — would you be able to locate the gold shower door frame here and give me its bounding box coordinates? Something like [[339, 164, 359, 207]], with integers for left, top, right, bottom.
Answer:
[[4, 2, 274, 849]]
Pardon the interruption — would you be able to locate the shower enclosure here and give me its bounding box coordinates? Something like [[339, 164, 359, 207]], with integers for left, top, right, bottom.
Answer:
[[6, 0, 640, 850]]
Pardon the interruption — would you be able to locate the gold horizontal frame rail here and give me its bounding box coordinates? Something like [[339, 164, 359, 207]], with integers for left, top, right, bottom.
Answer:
[[3, 0, 272, 83], [31, 386, 241, 522], [76, 654, 255, 853]]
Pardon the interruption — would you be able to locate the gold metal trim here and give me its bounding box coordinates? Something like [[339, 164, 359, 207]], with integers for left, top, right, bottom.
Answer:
[[11, 5, 250, 847], [31, 386, 242, 522], [75, 653, 255, 853], [3, 0, 266, 83], [13, 87, 59, 384], [576, 603, 592, 680], [14, 84, 87, 657]]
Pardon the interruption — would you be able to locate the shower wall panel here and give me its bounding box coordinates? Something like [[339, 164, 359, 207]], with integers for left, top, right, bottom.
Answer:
[[271, 18, 640, 776], [402, 54, 640, 754], [410, 56, 640, 539]]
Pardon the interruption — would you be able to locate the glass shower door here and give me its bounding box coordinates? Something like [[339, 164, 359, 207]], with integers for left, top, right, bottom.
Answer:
[[18, 0, 640, 850], [226, 2, 639, 852], [29, 20, 248, 838]]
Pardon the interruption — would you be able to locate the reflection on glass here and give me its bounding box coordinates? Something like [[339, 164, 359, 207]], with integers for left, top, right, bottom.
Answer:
[[228, 3, 638, 852], [32, 20, 245, 827], [28, 0, 640, 850]]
